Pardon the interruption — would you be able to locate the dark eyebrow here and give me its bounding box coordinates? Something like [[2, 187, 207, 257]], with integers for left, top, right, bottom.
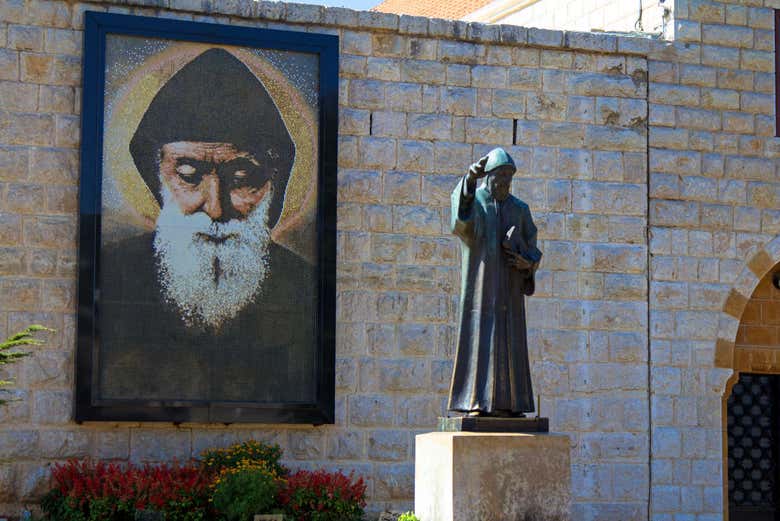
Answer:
[[221, 157, 260, 170]]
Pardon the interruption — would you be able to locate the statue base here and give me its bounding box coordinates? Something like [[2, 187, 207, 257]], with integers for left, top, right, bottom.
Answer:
[[438, 415, 549, 432], [415, 432, 571, 521]]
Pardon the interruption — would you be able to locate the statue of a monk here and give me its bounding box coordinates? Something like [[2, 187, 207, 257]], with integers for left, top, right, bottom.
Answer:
[[448, 148, 542, 417]]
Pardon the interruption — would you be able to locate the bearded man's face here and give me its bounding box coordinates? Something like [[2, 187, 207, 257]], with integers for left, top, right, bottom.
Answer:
[[153, 141, 274, 329]]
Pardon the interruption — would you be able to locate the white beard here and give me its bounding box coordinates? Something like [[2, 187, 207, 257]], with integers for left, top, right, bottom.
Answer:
[[153, 187, 272, 330]]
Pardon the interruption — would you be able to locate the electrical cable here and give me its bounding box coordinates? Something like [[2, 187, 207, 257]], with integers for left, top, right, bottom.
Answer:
[[634, 0, 644, 31]]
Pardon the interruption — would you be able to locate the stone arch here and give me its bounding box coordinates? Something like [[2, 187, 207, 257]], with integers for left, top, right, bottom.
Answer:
[[713, 235, 780, 521], [714, 236, 780, 370]]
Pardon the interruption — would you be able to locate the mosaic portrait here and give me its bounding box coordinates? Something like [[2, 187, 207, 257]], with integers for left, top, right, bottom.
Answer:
[[76, 13, 338, 423]]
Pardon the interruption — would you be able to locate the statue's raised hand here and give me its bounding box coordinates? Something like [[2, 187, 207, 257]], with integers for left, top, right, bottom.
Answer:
[[467, 155, 489, 183]]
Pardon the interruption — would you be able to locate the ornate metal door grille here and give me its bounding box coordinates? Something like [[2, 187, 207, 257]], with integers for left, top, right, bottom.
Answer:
[[728, 373, 780, 521]]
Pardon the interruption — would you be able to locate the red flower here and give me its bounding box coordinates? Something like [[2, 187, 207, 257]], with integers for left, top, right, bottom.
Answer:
[[48, 459, 212, 518], [278, 469, 367, 521]]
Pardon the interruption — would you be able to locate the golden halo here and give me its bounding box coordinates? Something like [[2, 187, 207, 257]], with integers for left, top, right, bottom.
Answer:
[[103, 42, 318, 262]]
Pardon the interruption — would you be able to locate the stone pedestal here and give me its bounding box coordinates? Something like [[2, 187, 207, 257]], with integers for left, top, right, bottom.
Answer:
[[415, 432, 571, 521]]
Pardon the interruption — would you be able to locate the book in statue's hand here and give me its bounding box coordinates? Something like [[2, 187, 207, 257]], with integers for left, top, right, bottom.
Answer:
[[502, 225, 542, 271]]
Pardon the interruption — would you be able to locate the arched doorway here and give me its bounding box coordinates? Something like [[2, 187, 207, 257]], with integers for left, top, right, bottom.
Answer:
[[725, 263, 780, 521]]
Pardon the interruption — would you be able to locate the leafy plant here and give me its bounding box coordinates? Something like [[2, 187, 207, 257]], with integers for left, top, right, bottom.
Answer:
[[41, 460, 212, 521], [279, 469, 366, 521], [0, 325, 52, 405], [210, 460, 281, 521], [398, 512, 421, 521], [39, 441, 370, 521], [200, 440, 286, 477]]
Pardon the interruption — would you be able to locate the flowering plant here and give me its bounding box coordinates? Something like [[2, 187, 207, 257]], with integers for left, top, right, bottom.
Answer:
[[278, 469, 367, 521], [39, 441, 368, 521], [40, 460, 212, 521], [201, 440, 287, 477], [210, 459, 281, 521]]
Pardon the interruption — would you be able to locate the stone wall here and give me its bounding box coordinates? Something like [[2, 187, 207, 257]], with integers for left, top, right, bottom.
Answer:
[[734, 265, 780, 367], [468, 0, 670, 36], [647, 0, 780, 519], [0, 0, 777, 520]]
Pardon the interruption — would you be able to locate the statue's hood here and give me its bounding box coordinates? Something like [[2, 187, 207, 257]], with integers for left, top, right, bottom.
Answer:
[[484, 147, 515, 173]]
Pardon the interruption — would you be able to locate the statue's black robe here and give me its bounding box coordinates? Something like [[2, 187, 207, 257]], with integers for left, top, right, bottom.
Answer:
[[97, 233, 317, 405], [448, 176, 538, 415]]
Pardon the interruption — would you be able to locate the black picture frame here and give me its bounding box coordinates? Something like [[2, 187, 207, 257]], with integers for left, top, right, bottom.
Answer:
[[76, 12, 338, 424]]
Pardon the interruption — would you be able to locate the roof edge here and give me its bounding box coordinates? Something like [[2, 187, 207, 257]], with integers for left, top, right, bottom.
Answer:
[[78, 0, 665, 57]]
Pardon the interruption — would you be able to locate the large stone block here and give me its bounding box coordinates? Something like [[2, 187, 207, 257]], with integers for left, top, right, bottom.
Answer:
[[464, 117, 512, 144], [348, 395, 394, 427], [0, 49, 20, 81], [0, 80, 38, 112], [439, 86, 476, 116], [338, 169, 381, 203], [415, 432, 571, 521], [407, 113, 451, 140], [368, 430, 409, 462], [17, 463, 49, 501], [573, 181, 646, 216], [359, 136, 396, 169], [359, 358, 428, 392], [29, 147, 78, 184], [348, 79, 385, 109], [401, 59, 445, 84], [0, 464, 15, 502], [568, 73, 643, 98], [327, 430, 362, 461], [0, 145, 29, 182], [130, 429, 191, 462], [0, 112, 54, 146], [393, 205, 440, 235]]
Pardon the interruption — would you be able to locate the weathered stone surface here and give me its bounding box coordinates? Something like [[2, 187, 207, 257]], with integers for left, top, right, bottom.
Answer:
[[17, 463, 49, 501], [0, 430, 38, 459], [464, 117, 512, 144], [348, 395, 394, 427], [1, 1, 776, 519], [92, 430, 130, 460], [349, 79, 385, 109], [568, 73, 644, 98], [338, 170, 381, 203], [39, 430, 90, 458], [415, 432, 571, 521], [0, 464, 16, 502], [528, 27, 564, 47], [360, 137, 396, 169], [407, 113, 451, 140]]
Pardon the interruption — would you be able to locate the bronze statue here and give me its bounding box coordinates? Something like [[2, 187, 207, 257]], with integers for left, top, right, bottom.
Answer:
[[448, 148, 542, 417]]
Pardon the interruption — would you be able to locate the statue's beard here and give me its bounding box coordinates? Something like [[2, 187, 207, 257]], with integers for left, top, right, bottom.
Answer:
[[153, 187, 272, 330]]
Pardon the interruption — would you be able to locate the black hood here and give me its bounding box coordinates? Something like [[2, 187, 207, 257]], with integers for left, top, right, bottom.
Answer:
[[130, 48, 295, 227]]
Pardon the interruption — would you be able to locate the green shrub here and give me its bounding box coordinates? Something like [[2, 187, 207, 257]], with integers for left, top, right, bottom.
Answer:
[[40, 489, 90, 521], [398, 512, 421, 521], [210, 461, 281, 521], [201, 440, 286, 477]]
